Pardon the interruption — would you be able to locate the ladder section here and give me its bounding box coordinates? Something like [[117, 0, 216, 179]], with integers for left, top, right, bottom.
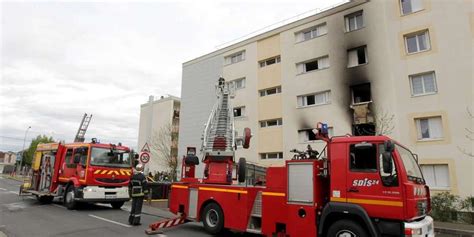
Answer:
[[202, 78, 235, 154], [74, 113, 92, 142], [247, 191, 262, 234]]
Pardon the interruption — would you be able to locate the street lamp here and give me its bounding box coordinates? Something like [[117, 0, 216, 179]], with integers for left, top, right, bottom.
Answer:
[[18, 126, 31, 176]]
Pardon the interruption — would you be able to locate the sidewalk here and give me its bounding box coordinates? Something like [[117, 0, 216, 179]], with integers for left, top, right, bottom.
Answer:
[[435, 221, 474, 236]]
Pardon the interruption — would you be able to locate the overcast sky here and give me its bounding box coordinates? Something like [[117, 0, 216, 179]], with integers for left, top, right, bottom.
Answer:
[[0, 0, 342, 152]]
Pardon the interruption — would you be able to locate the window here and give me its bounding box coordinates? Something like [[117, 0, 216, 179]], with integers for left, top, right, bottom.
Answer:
[[405, 30, 430, 54], [259, 86, 281, 97], [349, 143, 377, 172], [410, 72, 437, 96], [345, 11, 364, 32], [378, 144, 399, 186], [297, 56, 329, 74], [347, 46, 368, 68], [351, 83, 371, 104], [260, 118, 282, 128], [298, 129, 318, 142], [415, 116, 443, 140], [232, 78, 246, 90], [400, 0, 423, 15], [65, 149, 73, 164], [225, 51, 245, 65], [297, 91, 330, 107], [295, 23, 328, 42], [421, 164, 450, 189], [260, 152, 284, 160], [233, 106, 245, 118], [259, 56, 281, 68]]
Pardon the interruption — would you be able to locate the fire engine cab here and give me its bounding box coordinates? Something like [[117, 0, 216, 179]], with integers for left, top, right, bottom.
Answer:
[[147, 78, 434, 237]]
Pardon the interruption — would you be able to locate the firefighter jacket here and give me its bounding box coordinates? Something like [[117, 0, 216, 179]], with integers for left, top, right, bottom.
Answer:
[[129, 171, 148, 198]]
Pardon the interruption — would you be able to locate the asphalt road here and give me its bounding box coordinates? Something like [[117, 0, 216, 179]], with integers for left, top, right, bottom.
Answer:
[[0, 177, 462, 237], [0, 176, 257, 237]]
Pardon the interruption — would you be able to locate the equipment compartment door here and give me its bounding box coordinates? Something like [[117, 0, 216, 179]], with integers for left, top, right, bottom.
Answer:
[[188, 188, 198, 219]]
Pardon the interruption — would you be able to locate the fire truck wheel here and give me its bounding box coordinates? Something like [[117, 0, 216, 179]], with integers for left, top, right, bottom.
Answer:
[[64, 185, 77, 210], [327, 219, 368, 237], [202, 203, 225, 234], [110, 201, 125, 209], [238, 158, 246, 183]]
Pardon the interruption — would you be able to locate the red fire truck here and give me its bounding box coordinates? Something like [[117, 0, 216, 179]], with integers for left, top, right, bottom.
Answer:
[[21, 141, 133, 210], [147, 78, 434, 237]]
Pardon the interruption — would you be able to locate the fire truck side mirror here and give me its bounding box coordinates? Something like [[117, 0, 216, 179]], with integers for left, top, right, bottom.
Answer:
[[384, 140, 395, 152], [382, 152, 393, 174]]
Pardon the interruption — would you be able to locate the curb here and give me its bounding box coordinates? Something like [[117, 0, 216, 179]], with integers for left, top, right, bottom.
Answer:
[[435, 227, 474, 236], [0, 175, 26, 182]]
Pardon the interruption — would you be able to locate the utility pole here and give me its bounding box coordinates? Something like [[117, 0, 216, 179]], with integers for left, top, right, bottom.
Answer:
[[18, 126, 31, 176]]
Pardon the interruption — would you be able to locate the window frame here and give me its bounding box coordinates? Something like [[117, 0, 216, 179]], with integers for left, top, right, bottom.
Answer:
[[400, 0, 424, 16], [415, 116, 444, 141], [347, 46, 368, 68], [297, 90, 331, 108], [233, 106, 245, 118], [420, 164, 450, 190], [232, 77, 246, 90], [349, 143, 378, 173], [260, 118, 283, 128], [409, 71, 437, 97], [296, 55, 330, 75], [404, 30, 431, 54], [259, 56, 281, 68], [259, 86, 282, 97], [295, 22, 328, 43], [345, 10, 364, 32], [260, 152, 284, 160], [225, 51, 246, 65]]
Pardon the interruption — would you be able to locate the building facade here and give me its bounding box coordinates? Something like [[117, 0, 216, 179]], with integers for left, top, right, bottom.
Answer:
[[137, 95, 180, 174], [179, 0, 473, 196]]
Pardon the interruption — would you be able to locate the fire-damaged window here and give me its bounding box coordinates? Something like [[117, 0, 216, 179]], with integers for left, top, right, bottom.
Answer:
[[347, 46, 368, 68], [349, 143, 377, 172], [299, 127, 334, 142], [351, 83, 371, 104]]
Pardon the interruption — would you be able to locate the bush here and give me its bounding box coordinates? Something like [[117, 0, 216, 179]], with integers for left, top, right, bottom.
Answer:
[[431, 192, 474, 224]]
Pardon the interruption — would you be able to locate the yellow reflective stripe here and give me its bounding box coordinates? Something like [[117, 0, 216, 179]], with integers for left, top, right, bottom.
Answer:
[[101, 170, 108, 175], [114, 170, 119, 175], [262, 192, 285, 197], [331, 197, 403, 207], [120, 170, 126, 175], [172, 185, 188, 189], [125, 171, 131, 175], [199, 187, 247, 194], [94, 170, 101, 174]]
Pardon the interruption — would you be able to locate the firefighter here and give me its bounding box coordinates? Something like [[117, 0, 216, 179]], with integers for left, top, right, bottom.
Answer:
[[128, 163, 148, 225]]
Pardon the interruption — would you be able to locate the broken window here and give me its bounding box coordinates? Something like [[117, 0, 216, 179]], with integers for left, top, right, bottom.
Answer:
[[351, 83, 371, 104], [348, 46, 368, 68]]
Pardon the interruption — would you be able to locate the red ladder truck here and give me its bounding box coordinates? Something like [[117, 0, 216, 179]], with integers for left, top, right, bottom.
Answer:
[[147, 78, 434, 237]]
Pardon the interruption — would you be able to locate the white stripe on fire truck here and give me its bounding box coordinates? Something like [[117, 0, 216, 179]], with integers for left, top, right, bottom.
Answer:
[[198, 187, 247, 194], [173, 218, 180, 225], [165, 220, 173, 228]]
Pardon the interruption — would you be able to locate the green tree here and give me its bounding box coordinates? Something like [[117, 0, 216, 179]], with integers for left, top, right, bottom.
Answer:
[[22, 135, 55, 166]]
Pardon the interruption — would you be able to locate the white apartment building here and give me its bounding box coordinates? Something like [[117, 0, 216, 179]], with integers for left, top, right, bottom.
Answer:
[[178, 0, 473, 197], [137, 95, 180, 174]]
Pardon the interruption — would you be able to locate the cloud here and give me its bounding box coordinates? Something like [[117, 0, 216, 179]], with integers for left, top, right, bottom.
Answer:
[[1, 0, 341, 151]]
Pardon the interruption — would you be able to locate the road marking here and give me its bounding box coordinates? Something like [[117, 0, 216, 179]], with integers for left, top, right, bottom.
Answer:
[[0, 188, 6, 191], [8, 191, 18, 195], [88, 214, 132, 228]]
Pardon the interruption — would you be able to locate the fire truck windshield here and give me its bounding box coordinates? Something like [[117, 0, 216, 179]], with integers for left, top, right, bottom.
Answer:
[[90, 147, 131, 168], [396, 145, 424, 184]]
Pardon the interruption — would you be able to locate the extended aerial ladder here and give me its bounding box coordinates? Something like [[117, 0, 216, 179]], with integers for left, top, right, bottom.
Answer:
[[74, 113, 92, 142]]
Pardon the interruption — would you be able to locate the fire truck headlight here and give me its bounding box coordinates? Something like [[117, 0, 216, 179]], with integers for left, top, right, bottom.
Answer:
[[84, 187, 95, 192], [405, 227, 422, 236]]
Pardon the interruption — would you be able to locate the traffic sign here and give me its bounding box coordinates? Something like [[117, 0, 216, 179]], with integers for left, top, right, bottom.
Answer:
[[141, 142, 150, 153], [140, 152, 150, 164]]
